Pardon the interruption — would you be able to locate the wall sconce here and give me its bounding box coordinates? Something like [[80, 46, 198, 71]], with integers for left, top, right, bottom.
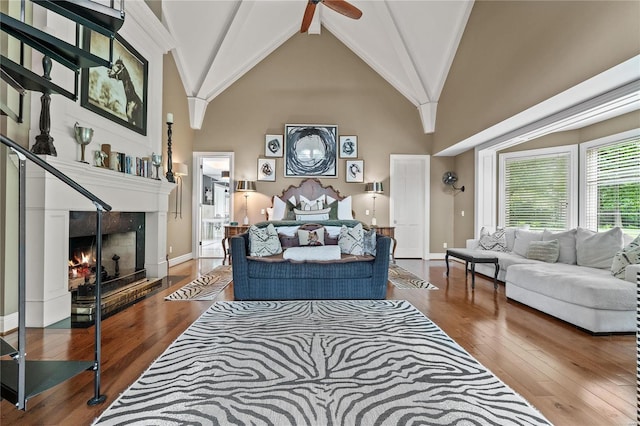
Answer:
[[365, 181, 384, 226], [235, 180, 256, 225], [442, 171, 465, 193], [173, 162, 188, 219]]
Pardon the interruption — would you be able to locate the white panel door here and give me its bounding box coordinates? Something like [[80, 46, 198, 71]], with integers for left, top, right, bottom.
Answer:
[[390, 155, 430, 259]]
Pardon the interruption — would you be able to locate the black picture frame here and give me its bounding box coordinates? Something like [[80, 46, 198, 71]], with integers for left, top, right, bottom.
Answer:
[[81, 32, 148, 135], [285, 124, 338, 178]]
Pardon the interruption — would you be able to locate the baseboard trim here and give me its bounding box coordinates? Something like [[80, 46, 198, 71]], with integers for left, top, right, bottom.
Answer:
[[168, 252, 193, 267], [0, 312, 19, 335], [430, 253, 446, 260]]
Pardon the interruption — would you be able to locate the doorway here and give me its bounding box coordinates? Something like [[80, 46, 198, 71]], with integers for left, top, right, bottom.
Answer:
[[193, 152, 234, 258], [390, 155, 430, 259]]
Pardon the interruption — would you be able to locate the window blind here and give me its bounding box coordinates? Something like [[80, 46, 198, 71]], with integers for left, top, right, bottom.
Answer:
[[503, 153, 570, 230], [585, 138, 640, 235]]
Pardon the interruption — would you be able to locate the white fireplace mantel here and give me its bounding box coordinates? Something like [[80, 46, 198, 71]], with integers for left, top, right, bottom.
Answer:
[[25, 156, 175, 327]]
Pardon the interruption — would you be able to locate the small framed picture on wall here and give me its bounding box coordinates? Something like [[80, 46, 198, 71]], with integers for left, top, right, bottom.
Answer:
[[345, 160, 364, 183], [339, 136, 357, 158], [258, 158, 276, 181], [265, 135, 283, 157]]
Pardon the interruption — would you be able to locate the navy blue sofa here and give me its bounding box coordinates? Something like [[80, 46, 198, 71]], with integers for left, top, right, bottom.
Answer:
[[231, 233, 391, 300]]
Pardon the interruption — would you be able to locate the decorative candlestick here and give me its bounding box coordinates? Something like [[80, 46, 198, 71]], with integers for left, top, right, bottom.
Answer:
[[31, 56, 57, 156], [165, 113, 175, 183]]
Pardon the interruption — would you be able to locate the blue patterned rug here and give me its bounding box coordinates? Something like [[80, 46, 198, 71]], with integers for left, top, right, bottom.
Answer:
[[94, 300, 549, 425]]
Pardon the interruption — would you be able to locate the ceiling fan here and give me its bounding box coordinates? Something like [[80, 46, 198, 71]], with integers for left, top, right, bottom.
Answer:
[[300, 0, 363, 33]]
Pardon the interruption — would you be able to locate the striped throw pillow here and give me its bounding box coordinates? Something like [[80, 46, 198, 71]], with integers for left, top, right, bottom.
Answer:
[[526, 239, 560, 263]]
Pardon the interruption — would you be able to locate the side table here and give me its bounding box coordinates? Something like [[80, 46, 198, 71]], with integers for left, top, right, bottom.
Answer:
[[445, 248, 500, 290], [223, 225, 250, 264], [371, 226, 396, 262]]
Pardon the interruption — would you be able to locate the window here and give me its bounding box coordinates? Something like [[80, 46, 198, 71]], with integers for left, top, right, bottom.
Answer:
[[499, 146, 577, 231], [581, 130, 640, 237]]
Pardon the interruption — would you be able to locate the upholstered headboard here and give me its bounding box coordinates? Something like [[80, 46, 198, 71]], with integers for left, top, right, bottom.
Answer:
[[276, 178, 347, 205]]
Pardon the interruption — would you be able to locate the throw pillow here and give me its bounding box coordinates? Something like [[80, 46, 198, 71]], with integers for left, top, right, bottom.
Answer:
[[294, 207, 331, 221], [327, 201, 339, 220], [270, 196, 287, 220], [326, 195, 354, 220], [249, 224, 282, 257], [298, 227, 325, 246], [338, 223, 364, 255], [611, 235, 640, 278], [363, 228, 377, 256], [299, 195, 325, 210], [526, 239, 560, 263], [503, 225, 530, 252], [512, 229, 543, 257], [542, 229, 577, 264], [576, 227, 624, 269], [478, 228, 507, 252]]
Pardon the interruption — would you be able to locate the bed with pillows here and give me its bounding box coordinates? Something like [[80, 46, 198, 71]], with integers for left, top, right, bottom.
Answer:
[[231, 179, 391, 300], [465, 226, 639, 333]]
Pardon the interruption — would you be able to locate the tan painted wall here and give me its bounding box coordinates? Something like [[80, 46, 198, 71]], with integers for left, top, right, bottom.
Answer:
[[443, 0, 640, 246], [190, 30, 459, 255], [453, 149, 475, 247], [436, 0, 640, 154], [163, 54, 195, 259]]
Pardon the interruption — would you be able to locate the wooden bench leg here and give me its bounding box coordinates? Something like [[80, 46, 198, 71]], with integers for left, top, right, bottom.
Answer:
[[445, 252, 450, 276], [470, 262, 476, 288]]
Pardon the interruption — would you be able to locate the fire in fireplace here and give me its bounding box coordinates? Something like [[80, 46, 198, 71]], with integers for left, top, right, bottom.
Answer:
[[68, 211, 161, 326]]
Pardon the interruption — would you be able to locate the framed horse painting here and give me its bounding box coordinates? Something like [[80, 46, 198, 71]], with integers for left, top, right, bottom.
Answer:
[[81, 32, 148, 135]]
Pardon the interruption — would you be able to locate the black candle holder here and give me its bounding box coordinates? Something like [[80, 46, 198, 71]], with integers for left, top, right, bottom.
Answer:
[[165, 121, 175, 183]]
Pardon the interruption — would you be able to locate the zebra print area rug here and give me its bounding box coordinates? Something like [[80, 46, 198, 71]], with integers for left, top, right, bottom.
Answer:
[[164, 265, 232, 301], [94, 300, 550, 425], [389, 264, 438, 289]]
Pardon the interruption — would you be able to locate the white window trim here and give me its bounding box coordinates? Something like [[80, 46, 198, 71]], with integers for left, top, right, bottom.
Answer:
[[498, 144, 578, 229], [578, 128, 640, 229]]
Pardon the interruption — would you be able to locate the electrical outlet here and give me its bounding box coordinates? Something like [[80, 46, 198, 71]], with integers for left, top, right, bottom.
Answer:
[[461, 210, 465, 217], [260, 208, 266, 215], [169, 246, 173, 254], [443, 242, 447, 249], [365, 209, 370, 216]]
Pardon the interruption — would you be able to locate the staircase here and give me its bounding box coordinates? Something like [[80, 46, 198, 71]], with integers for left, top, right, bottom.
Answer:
[[0, 0, 124, 411], [1, 0, 125, 114]]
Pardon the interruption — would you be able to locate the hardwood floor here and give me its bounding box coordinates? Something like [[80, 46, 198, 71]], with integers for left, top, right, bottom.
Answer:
[[1, 259, 635, 425]]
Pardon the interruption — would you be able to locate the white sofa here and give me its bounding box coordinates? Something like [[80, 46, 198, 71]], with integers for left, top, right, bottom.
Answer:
[[465, 227, 638, 334]]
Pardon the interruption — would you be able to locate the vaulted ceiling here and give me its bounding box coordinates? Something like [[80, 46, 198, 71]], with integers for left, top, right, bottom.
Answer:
[[162, 0, 473, 131]]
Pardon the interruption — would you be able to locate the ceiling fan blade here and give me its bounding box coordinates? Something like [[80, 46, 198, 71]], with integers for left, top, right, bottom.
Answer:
[[322, 0, 362, 20], [300, 1, 317, 33]]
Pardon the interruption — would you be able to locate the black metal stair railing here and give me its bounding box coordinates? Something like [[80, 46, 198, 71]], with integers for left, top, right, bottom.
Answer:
[[1, 133, 112, 410], [0, 0, 125, 115]]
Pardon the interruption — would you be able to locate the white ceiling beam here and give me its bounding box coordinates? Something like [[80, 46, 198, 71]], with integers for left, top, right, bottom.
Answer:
[[418, 102, 438, 134], [323, 15, 421, 107], [377, 0, 431, 102], [430, 1, 474, 100], [188, 97, 209, 130], [196, 1, 300, 102], [309, 4, 322, 35]]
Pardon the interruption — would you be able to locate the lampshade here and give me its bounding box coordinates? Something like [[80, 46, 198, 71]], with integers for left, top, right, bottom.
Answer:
[[172, 163, 188, 177], [236, 180, 256, 192], [365, 182, 383, 193]]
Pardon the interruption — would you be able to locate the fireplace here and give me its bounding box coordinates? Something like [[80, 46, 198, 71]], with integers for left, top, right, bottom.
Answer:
[[22, 156, 175, 328], [68, 211, 146, 289], [65, 211, 163, 326]]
